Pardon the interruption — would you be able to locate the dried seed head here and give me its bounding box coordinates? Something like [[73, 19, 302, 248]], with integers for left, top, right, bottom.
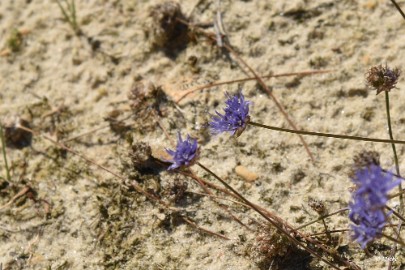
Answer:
[[349, 151, 380, 180], [308, 199, 326, 215], [148, 1, 189, 54], [169, 178, 188, 204], [251, 227, 290, 266], [353, 150, 380, 170], [366, 64, 401, 95], [128, 80, 157, 110], [130, 142, 153, 169], [249, 226, 311, 269]]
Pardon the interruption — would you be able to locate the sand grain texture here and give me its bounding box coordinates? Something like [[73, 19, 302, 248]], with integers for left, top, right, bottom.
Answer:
[[1, 0, 405, 269]]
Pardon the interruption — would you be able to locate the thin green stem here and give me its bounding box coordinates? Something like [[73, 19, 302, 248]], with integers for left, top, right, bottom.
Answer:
[[385, 92, 403, 212], [0, 125, 11, 182], [248, 121, 405, 145], [384, 91, 403, 270], [385, 92, 400, 175], [70, 0, 78, 31], [55, 0, 81, 35]]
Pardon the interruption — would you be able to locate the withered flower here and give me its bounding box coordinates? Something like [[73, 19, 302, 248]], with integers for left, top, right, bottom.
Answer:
[[366, 64, 400, 95]]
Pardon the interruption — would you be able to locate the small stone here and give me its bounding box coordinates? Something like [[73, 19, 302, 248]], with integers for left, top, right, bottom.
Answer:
[[235, 165, 258, 182], [148, 1, 189, 52], [156, 213, 166, 221]]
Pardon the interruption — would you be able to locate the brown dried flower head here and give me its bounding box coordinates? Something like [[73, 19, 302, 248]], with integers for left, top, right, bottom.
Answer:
[[148, 1, 189, 54], [308, 198, 326, 215], [349, 150, 380, 181], [353, 150, 380, 169], [366, 64, 401, 95]]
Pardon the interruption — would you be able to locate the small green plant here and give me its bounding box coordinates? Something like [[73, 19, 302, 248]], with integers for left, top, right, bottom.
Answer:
[[55, 0, 81, 35], [0, 125, 11, 182], [7, 28, 23, 53]]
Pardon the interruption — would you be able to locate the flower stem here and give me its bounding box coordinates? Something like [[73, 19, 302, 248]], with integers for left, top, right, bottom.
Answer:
[[248, 120, 405, 145], [0, 125, 11, 182], [385, 92, 401, 175], [384, 91, 404, 270], [385, 91, 403, 210]]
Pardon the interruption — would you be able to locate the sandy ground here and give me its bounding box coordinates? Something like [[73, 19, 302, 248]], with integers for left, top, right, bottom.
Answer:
[[1, 0, 405, 269]]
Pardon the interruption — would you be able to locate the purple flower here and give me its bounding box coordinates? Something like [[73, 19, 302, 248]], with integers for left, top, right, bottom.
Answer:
[[210, 92, 251, 137], [351, 165, 400, 208], [350, 205, 386, 249], [348, 165, 401, 248], [166, 133, 198, 170]]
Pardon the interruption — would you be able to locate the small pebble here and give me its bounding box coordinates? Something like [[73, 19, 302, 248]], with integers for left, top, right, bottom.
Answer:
[[235, 165, 258, 182]]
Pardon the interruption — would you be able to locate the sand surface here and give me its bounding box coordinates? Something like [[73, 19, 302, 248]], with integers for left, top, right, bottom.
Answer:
[[1, 0, 405, 269]]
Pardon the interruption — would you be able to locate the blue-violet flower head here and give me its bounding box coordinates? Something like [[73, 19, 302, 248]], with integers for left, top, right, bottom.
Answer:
[[348, 165, 401, 248], [350, 165, 400, 209], [350, 206, 386, 249], [210, 92, 250, 137], [166, 133, 198, 170]]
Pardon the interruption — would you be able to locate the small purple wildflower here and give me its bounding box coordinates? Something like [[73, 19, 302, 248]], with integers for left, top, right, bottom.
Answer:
[[166, 133, 198, 170], [349, 165, 401, 248], [349, 206, 386, 249], [210, 92, 250, 137]]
